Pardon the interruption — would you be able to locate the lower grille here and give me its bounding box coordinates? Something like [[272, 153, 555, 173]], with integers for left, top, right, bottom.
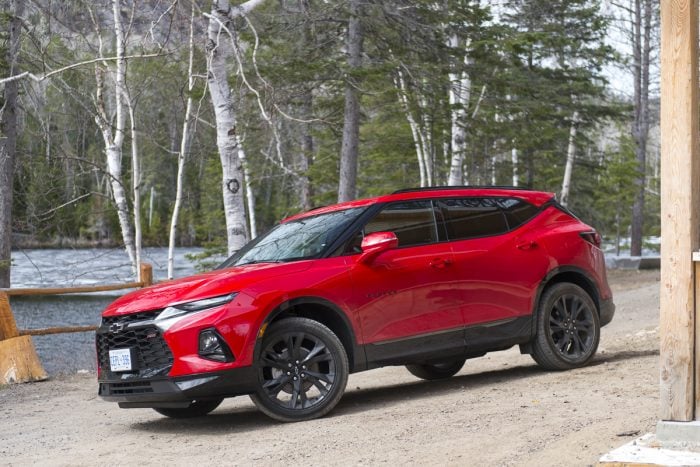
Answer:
[[97, 312, 174, 380], [100, 381, 154, 396]]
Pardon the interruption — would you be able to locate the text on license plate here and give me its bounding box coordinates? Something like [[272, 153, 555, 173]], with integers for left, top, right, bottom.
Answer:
[[109, 348, 132, 372]]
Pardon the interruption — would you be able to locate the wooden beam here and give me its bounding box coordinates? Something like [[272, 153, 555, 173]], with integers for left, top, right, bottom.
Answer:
[[19, 325, 98, 336], [659, 0, 700, 421], [1, 282, 143, 296]]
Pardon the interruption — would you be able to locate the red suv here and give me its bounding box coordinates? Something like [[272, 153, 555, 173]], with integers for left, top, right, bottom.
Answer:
[[97, 187, 614, 422]]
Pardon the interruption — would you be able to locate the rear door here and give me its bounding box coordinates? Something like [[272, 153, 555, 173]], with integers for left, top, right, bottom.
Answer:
[[438, 197, 549, 327]]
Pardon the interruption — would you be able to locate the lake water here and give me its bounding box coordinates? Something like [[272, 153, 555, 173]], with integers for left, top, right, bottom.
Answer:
[[8, 247, 217, 375]]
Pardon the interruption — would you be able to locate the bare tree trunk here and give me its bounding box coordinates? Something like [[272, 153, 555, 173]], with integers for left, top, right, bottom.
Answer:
[[93, 0, 137, 273], [297, 0, 313, 210], [206, 0, 264, 254], [447, 35, 470, 186], [0, 0, 23, 288], [126, 100, 142, 277], [298, 89, 314, 210], [395, 70, 427, 187], [559, 111, 579, 207], [338, 0, 363, 202], [629, 0, 653, 256], [511, 148, 519, 186], [238, 138, 257, 238], [168, 3, 196, 279]]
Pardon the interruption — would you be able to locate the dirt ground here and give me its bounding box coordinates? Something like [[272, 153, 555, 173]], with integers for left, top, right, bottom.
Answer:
[[0, 270, 661, 466]]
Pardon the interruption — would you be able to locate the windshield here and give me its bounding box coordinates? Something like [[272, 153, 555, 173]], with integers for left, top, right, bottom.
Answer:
[[219, 207, 365, 268]]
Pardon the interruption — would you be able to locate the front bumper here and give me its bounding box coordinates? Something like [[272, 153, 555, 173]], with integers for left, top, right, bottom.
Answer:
[[98, 366, 257, 409], [600, 298, 615, 327]]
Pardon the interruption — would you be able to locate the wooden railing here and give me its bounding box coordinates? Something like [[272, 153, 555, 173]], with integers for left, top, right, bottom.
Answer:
[[0, 263, 153, 385]]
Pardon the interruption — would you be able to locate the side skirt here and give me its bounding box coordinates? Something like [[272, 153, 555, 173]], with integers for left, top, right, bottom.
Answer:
[[363, 316, 533, 369]]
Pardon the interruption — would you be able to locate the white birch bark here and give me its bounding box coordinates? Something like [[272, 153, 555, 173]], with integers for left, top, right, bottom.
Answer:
[[238, 138, 257, 238], [395, 70, 427, 187], [126, 99, 142, 278], [167, 3, 196, 279], [419, 95, 433, 186], [511, 148, 519, 186], [447, 36, 470, 186], [206, 0, 265, 254], [559, 111, 580, 207], [93, 0, 137, 273]]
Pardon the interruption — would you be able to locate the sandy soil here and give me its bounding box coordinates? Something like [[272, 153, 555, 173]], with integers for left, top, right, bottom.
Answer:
[[0, 270, 661, 466]]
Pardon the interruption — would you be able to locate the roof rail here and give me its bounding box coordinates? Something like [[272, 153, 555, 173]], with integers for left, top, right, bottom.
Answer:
[[391, 185, 536, 194]]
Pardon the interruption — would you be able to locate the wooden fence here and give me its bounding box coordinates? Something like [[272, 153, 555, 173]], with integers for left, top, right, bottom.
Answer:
[[0, 263, 153, 385]]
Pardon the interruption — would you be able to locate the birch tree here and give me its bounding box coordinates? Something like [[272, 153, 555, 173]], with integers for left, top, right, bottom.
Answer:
[[444, 1, 489, 186], [167, 3, 197, 280], [206, 0, 267, 254], [394, 68, 434, 187], [559, 111, 579, 207], [91, 0, 138, 273]]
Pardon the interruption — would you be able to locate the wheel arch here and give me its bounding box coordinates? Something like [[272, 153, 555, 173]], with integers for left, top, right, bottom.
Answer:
[[529, 266, 601, 337], [255, 297, 366, 373]]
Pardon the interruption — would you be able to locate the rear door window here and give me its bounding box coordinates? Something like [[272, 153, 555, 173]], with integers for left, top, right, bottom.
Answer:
[[437, 198, 508, 241]]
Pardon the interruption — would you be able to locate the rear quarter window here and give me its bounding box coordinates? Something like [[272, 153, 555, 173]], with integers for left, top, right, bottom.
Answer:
[[497, 198, 540, 230]]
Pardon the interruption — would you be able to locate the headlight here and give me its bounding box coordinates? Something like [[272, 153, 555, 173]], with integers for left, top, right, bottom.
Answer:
[[155, 293, 237, 330]]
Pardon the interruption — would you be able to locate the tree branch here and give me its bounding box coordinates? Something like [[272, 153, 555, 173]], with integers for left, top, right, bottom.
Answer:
[[0, 53, 166, 85]]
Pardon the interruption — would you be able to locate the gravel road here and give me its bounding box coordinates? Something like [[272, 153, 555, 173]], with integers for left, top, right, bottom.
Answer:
[[0, 270, 660, 466]]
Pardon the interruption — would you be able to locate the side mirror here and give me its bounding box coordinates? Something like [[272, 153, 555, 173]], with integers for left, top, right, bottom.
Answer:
[[359, 231, 398, 263]]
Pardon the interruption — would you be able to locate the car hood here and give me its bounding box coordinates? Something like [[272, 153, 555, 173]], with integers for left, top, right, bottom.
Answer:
[[103, 261, 313, 316]]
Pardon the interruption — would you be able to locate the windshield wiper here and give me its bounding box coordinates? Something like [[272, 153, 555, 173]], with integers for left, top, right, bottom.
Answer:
[[236, 259, 284, 266]]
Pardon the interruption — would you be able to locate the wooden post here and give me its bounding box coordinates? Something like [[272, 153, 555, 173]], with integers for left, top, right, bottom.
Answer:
[[139, 262, 153, 287], [0, 291, 47, 384], [659, 0, 700, 421], [0, 291, 18, 340]]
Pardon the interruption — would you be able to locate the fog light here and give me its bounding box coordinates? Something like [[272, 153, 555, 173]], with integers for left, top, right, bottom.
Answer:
[[198, 329, 234, 362]]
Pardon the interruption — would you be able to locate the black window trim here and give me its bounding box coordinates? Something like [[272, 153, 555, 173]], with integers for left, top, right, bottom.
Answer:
[[330, 195, 552, 256], [434, 196, 545, 243]]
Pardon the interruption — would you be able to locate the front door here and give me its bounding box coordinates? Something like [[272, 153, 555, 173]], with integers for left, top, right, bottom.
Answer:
[[346, 200, 464, 365]]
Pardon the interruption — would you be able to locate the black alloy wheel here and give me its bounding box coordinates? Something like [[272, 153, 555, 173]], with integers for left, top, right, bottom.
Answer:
[[250, 317, 349, 422], [531, 282, 600, 370], [406, 358, 466, 380], [153, 398, 223, 418]]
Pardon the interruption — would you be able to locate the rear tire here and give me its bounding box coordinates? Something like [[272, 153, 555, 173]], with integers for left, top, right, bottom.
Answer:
[[406, 358, 466, 380], [153, 399, 223, 418], [531, 283, 600, 371]]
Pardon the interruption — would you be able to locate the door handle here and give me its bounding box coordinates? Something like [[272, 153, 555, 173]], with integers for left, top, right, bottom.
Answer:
[[516, 240, 538, 250], [430, 258, 452, 269]]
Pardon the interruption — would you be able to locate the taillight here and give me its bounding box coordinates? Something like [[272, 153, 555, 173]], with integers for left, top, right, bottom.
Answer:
[[580, 230, 602, 248]]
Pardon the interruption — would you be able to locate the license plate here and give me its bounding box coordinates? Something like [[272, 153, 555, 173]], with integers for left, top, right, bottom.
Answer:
[[109, 348, 133, 372]]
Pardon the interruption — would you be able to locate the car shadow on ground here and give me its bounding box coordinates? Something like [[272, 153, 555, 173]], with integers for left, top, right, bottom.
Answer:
[[333, 348, 658, 417], [129, 347, 658, 434]]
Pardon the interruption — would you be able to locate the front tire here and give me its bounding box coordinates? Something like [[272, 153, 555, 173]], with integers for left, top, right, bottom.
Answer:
[[250, 317, 349, 422], [531, 282, 600, 370], [406, 358, 466, 380], [153, 399, 223, 418]]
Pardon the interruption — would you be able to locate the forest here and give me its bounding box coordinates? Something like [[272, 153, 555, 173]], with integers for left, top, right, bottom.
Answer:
[[0, 0, 658, 285]]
